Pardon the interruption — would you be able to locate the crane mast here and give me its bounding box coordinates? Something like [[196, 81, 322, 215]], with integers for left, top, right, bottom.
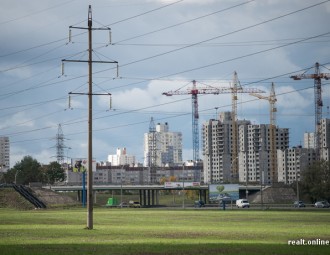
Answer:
[[191, 80, 199, 165], [250, 83, 277, 183], [290, 62, 330, 160], [231, 72, 239, 181]]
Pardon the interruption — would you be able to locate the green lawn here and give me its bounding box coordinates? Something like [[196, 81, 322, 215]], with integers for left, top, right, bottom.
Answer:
[[0, 208, 329, 255]]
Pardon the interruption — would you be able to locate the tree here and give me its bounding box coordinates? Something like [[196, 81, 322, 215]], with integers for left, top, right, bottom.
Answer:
[[300, 160, 330, 202], [216, 185, 225, 193], [41, 161, 66, 184], [6, 156, 42, 185]]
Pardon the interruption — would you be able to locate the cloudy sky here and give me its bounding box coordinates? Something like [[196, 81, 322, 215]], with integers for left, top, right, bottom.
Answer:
[[0, 0, 329, 167]]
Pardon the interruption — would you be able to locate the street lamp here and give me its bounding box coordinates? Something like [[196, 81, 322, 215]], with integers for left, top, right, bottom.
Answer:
[[182, 163, 185, 209], [295, 153, 305, 202], [120, 168, 124, 208]]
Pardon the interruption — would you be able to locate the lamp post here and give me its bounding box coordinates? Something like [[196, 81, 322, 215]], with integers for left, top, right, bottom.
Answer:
[[295, 153, 305, 202], [182, 163, 185, 209], [120, 168, 123, 208]]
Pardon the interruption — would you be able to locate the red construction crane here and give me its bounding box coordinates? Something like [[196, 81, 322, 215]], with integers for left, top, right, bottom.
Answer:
[[290, 62, 330, 160], [163, 80, 231, 167]]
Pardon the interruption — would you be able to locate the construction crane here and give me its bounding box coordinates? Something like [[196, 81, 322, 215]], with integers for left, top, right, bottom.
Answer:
[[163, 78, 264, 182], [229, 71, 265, 182], [250, 83, 277, 184], [290, 62, 330, 160], [163, 80, 231, 171]]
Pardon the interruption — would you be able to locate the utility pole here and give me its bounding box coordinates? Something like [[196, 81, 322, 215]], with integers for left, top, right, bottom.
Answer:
[[62, 5, 118, 230]]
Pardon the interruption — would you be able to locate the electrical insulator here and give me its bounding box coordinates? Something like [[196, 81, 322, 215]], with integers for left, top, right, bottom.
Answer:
[[61, 62, 65, 76], [109, 30, 112, 45], [68, 95, 72, 109], [116, 63, 119, 77], [69, 29, 72, 43], [109, 95, 112, 110]]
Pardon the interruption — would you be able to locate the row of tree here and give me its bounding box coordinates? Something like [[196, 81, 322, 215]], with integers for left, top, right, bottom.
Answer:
[[298, 160, 330, 203], [1, 156, 65, 185]]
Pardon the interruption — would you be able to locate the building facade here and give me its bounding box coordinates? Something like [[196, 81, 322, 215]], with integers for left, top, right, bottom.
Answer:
[[108, 148, 136, 167], [304, 132, 315, 149], [239, 124, 289, 184], [320, 118, 330, 161], [144, 122, 183, 167], [202, 112, 250, 183], [0, 137, 10, 172], [277, 147, 316, 184], [202, 111, 291, 184]]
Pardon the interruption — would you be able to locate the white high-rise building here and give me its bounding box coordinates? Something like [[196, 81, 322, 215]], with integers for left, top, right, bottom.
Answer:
[[239, 124, 289, 184], [202, 112, 250, 183], [202, 112, 290, 184], [0, 137, 10, 172], [304, 132, 315, 149], [144, 122, 182, 167], [108, 148, 136, 167], [277, 147, 315, 184], [320, 118, 330, 161]]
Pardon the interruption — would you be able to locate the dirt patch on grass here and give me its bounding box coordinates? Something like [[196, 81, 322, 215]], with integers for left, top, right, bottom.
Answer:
[[0, 186, 79, 210], [0, 188, 35, 210], [31, 187, 78, 206]]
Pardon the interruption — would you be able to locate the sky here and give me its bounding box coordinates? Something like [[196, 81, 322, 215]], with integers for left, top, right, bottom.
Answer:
[[0, 0, 329, 167]]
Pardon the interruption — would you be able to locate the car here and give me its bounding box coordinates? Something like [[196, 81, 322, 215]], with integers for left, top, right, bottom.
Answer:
[[117, 202, 129, 208], [293, 201, 305, 208], [236, 199, 250, 208], [194, 200, 205, 208], [129, 201, 141, 208], [314, 201, 330, 208]]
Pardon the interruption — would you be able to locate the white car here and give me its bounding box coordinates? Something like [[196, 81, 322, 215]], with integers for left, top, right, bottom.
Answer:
[[236, 199, 250, 208]]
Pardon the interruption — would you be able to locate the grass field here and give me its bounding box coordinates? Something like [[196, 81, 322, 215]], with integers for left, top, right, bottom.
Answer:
[[0, 208, 329, 255]]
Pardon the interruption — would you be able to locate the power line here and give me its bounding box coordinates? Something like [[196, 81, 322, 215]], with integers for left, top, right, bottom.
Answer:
[[107, 0, 184, 26], [113, 0, 255, 44]]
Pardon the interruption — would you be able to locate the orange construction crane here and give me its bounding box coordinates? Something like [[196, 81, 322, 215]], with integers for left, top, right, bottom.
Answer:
[[290, 62, 330, 160], [163, 80, 231, 169], [229, 71, 266, 182], [250, 83, 277, 183]]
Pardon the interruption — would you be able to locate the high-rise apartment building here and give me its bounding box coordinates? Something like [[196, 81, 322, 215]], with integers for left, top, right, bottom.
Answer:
[[202, 112, 250, 183], [320, 118, 330, 161], [239, 124, 289, 184], [108, 148, 136, 167], [0, 137, 10, 172], [304, 132, 315, 149], [144, 122, 182, 167], [277, 147, 315, 184], [202, 112, 290, 184]]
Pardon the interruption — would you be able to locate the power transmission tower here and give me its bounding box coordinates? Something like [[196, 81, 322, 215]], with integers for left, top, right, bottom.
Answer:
[[290, 62, 330, 160], [54, 124, 67, 164], [62, 5, 118, 230]]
